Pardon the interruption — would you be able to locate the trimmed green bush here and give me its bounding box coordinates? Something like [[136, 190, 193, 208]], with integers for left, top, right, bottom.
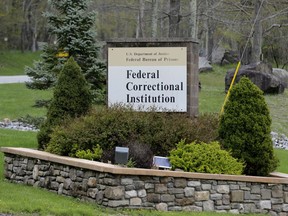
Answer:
[[169, 140, 244, 175], [38, 57, 92, 150], [218, 77, 278, 176], [45, 106, 219, 168]]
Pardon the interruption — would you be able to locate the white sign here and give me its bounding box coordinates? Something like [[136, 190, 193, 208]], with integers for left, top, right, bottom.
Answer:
[[108, 47, 187, 112]]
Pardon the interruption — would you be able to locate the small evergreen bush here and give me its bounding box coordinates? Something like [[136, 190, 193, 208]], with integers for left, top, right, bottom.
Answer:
[[169, 140, 244, 175], [218, 77, 278, 176], [45, 106, 219, 167], [38, 57, 92, 150]]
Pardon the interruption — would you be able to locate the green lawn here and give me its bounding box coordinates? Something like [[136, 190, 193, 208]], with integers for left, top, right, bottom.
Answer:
[[0, 50, 41, 75]]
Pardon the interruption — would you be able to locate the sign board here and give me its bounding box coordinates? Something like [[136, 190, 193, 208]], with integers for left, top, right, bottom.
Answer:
[[108, 47, 187, 112]]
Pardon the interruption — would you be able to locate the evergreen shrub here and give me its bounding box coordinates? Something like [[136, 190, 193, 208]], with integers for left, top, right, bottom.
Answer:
[[38, 57, 92, 150], [169, 140, 244, 175], [45, 106, 219, 168], [218, 77, 278, 176]]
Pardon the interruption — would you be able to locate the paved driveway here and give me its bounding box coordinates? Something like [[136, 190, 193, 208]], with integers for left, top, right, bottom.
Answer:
[[0, 75, 31, 84]]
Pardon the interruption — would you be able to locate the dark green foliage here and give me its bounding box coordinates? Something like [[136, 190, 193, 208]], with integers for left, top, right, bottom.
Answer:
[[25, 0, 106, 102], [45, 106, 219, 168], [38, 57, 92, 150], [218, 77, 278, 176], [169, 140, 244, 175], [127, 141, 153, 169]]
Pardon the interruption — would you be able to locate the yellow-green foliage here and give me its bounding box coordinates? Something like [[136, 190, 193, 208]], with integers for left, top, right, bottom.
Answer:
[[169, 140, 244, 175], [75, 144, 103, 161]]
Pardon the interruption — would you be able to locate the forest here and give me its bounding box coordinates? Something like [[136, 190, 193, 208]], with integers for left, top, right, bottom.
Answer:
[[1, 0, 288, 67]]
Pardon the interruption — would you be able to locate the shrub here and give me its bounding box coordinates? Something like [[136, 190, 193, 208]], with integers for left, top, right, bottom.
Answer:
[[126, 140, 153, 169], [45, 106, 219, 167], [218, 77, 278, 176], [169, 140, 244, 175], [75, 144, 103, 161], [38, 57, 92, 150]]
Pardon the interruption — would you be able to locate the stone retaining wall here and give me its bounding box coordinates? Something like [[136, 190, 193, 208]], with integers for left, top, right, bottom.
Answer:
[[2, 147, 288, 215]]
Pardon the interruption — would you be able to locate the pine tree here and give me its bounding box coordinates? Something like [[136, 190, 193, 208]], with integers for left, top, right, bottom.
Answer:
[[25, 0, 105, 100], [218, 77, 278, 176], [38, 57, 92, 150]]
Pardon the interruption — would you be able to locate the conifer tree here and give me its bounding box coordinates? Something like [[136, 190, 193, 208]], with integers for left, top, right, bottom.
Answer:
[[38, 57, 92, 150], [218, 77, 278, 176], [25, 0, 105, 100]]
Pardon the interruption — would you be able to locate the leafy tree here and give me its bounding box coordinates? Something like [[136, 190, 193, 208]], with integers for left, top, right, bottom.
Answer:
[[38, 57, 92, 150], [25, 0, 105, 102], [218, 77, 278, 176]]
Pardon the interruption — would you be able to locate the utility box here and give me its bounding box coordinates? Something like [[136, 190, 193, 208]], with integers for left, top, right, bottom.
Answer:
[[115, 147, 129, 164]]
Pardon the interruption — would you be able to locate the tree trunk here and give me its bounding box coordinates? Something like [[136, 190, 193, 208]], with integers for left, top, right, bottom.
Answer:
[[169, 0, 180, 37], [151, 0, 158, 38], [251, 0, 263, 63], [136, 0, 145, 38], [189, 0, 197, 39]]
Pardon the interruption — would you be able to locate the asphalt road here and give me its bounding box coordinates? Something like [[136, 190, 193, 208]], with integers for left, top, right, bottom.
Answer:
[[0, 75, 31, 84]]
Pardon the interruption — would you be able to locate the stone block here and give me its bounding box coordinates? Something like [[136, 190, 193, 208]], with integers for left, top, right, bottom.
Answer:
[[203, 200, 214, 211], [63, 178, 72, 190], [272, 185, 283, 198], [183, 205, 202, 211], [259, 200, 271, 210], [251, 185, 261, 194], [125, 190, 137, 198], [195, 191, 209, 201], [161, 194, 175, 202], [211, 193, 222, 200], [283, 204, 288, 212], [184, 187, 195, 197], [87, 188, 98, 198], [147, 193, 160, 203], [134, 180, 145, 190], [285, 192, 288, 203], [156, 203, 168, 211], [271, 198, 284, 204], [174, 178, 187, 188], [121, 178, 133, 185], [168, 188, 184, 194], [33, 165, 39, 180], [108, 200, 129, 207], [187, 181, 201, 187], [145, 183, 154, 189], [155, 184, 167, 194], [217, 185, 230, 194], [175, 198, 194, 206], [87, 177, 97, 187], [243, 203, 256, 213], [231, 190, 244, 202], [104, 186, 125, 200], [130, 197, 142, 206], [261, 189, 271, 199], [138, 189, 147, 198], [202, 184, 212, 190]]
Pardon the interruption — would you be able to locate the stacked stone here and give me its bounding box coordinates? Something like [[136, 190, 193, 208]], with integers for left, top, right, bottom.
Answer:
[[0, 121, 38, 131], [4, 153, 288, 215]]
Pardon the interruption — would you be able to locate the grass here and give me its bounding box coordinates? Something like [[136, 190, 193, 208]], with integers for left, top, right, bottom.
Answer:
[[0, 50, 41, 75], [0, 51, 286, 215], [0, 83, 52, 120]]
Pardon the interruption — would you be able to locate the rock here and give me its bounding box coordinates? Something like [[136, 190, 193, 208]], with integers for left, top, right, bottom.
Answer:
[[199, 57, 213, 72], [220, 50, 239, 65], [225, 62, 286, 94], [272, 68, 288, 88]]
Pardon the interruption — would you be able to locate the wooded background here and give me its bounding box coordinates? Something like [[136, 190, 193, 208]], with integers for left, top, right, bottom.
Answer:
[[1, 0, 288, 67]]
